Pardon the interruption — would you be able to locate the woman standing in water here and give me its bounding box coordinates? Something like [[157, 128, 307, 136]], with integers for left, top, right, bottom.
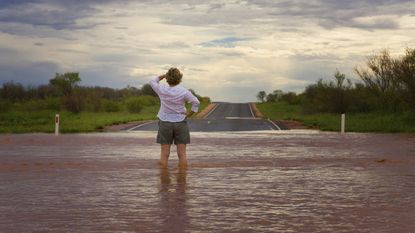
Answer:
[[150, 67, 200, 168]]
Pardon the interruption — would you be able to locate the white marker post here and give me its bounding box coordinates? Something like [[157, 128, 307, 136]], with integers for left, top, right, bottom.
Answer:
[[55, 114, 60, 136], [341, 113, 345, 134]]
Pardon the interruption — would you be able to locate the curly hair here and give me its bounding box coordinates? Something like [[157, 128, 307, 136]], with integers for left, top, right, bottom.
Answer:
[[166, 67, 182, 86]]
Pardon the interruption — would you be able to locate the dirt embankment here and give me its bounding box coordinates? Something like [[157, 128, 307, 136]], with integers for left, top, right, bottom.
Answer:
[[250, 103, 310, 130], [250, 103, 264, 118], [195, 103, 216, 118]]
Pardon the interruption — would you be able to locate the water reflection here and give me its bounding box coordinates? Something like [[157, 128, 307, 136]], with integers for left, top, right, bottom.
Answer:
[[1, 133, 415, 232], [159, 167, 188, 233]]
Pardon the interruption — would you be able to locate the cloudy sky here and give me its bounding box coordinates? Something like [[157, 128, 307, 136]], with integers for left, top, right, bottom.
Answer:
[[0, 0, 414, 102]]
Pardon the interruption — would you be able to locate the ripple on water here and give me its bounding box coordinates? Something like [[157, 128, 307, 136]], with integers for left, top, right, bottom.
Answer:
[[0, 132, 415, 232]]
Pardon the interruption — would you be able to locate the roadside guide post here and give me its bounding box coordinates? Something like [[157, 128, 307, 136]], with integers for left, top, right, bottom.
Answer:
[[55, 114, 60, 136], [341, 113, 345, 134]]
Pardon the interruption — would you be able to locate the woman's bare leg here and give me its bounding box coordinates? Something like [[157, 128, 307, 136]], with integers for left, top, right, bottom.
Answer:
[[176, 144, 187, 168], [159, 144, 171, 167]]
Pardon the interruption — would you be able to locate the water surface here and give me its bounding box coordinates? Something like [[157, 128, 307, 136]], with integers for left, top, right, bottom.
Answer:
[[1, 131, 414, 232]]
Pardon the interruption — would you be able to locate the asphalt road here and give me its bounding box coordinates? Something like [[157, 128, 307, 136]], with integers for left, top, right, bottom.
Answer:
[[130, 102, 281, 132]]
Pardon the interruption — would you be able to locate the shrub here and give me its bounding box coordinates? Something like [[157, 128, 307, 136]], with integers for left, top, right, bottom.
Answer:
[[280, 92, 301, 105], [1, 81, 25, 102], [19, 100, 44, 112], [0, 100, 11, 113], [137, 95, 159, 106], [141, 84, 157, 96], [102, 100, 121, 112], [10, 98, 61, 112], [84, 97, 102, 112], [63, 94, 82, 113], [201, 96, 211, 103], [44, 97, 61, 111], [125, 97, 144, 113]]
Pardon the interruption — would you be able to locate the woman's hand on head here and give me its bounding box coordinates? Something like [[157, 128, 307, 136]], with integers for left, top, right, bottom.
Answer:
[[159, 74, 166, 80]]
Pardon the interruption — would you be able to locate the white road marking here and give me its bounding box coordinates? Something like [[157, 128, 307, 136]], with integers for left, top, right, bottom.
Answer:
[[248, 103, 256, 118], [267, 118, 281, 130], [204, 103, 220, 118], [127, 121, 155, 131], [225, 117, 262, 120]]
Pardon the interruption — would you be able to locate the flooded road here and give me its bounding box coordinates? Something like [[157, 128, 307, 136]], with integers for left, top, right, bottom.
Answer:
[[1, 131, 415, 232], [130, 102, 281, 132]]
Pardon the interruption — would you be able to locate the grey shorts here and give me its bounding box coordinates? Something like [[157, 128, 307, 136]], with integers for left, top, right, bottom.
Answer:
[[157, 120, 190, 145]]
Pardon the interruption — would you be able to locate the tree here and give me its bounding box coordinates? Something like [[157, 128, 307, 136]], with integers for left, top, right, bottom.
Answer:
[[256, 91, 266, 103], [0, 81, 25, 102], [334, 70, 347, 89], [302, 71, 353, 113], [266, 90, 283, 102], [280, 92, 300, 105], [333, 70, 352, 113], [355, 50, 403, 111], [392, 48, 415, 108], [49, 72, 81, 96], [141, 83, 157, 97], [355, 50, 395, 93]]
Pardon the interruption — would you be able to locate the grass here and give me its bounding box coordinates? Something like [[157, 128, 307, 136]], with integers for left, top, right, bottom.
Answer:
[[257, 102, 415, 133], [0, 101, 210, 133]]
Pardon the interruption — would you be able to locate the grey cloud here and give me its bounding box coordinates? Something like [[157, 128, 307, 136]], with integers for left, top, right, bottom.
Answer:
[[0, 61, 60, 86], [187, 67, 208, 72], [199, 37, 252, 48], [2, 0, 413, 32], [0, 0, 115, 32], [114, 26, 129, 30], [286, 53, 360, 83], [218, 51, 245, 57], [316, 13, 400, 30], [0, 22, 78, 39], [207, 3, 225, 13], [159, 41, 190, 49], [79, 65, 147, 89], [56, 48, 87, 54], [259, 0, 414, 30], [150, 0, 415, 31], [94, 53, 138, 63]]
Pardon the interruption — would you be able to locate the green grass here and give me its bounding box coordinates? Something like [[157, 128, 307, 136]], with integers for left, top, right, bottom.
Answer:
[[0, 101, 210, 133], [257, 102, 415, 133], [0, 109, 156, 133]]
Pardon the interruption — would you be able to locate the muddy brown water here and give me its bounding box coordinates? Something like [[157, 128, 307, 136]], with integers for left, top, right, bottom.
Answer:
[[1, 131, 415, 232]]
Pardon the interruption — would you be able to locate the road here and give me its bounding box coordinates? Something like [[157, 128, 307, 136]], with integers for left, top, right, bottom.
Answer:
[[130, 102, 281, 131]]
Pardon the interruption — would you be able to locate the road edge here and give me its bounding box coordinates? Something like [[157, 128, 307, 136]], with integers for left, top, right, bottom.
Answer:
[[103, 120, 154, 132], [195, 103, 216, 118], [250, 103, 264, 118]]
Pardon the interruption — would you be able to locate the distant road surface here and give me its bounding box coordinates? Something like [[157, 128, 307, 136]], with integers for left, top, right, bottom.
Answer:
[[129, 102, 281, 132]]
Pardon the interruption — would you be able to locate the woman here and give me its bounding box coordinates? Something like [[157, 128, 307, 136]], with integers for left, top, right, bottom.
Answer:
[[150, 67, 200, 168]]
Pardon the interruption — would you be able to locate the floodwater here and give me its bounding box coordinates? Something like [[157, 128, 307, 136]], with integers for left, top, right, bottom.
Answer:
[[0, 131, 415, 232]]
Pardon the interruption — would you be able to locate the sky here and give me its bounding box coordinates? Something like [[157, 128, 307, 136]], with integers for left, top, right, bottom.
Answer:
[[0, 0, 414, 102]]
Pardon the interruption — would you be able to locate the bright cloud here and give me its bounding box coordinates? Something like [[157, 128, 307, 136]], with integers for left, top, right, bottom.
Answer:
[[0, 0, 414, 102]]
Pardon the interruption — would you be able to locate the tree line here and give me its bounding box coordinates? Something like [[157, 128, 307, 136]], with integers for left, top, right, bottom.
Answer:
[[257, 48, 415, 114], [0, 73, 209, 113]]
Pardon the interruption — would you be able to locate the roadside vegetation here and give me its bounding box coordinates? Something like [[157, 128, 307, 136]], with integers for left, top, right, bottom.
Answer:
[[0, 73, 210, 133], [257, 48, 415, 133]]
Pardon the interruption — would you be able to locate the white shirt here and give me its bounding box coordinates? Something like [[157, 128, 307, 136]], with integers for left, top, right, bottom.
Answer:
[[150, 76, 200, 122]]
